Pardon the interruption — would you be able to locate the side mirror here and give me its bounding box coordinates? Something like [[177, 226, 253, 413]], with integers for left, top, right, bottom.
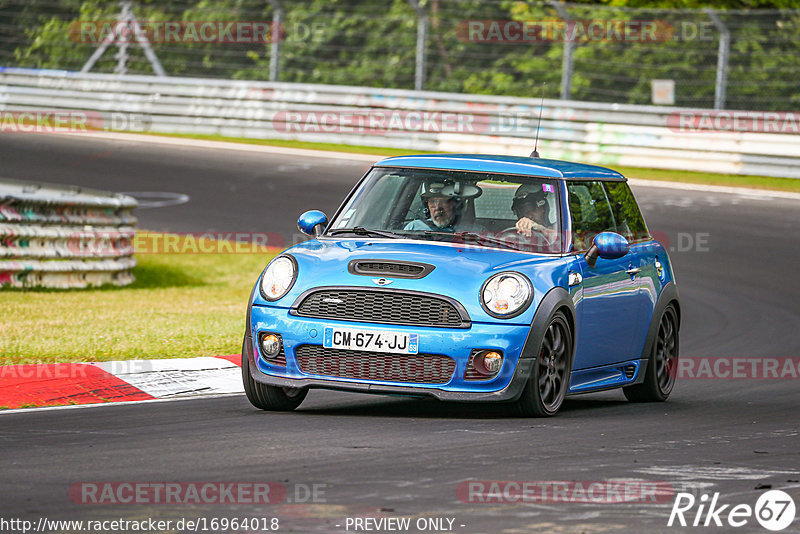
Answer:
[[297, 210, 327, 237], [585, 232, 629, 268]]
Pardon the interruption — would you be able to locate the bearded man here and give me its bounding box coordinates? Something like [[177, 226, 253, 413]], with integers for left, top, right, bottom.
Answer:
[[404, 182, 462, 232]]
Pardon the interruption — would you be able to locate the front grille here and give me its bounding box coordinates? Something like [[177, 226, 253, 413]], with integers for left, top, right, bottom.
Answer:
[[294, 289, 467, 328], [295, 345, 455, 384]]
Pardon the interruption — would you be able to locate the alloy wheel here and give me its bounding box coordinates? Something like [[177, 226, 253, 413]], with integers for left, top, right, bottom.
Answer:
[[538, 318, 569, 412]]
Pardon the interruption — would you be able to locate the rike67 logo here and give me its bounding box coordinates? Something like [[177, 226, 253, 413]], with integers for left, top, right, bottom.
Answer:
[[668, 490, 796, 531]]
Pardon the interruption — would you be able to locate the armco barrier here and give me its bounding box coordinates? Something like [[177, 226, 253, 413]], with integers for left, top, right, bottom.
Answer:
[[0, 179, 137, 288], [1, 67, 799, 178]]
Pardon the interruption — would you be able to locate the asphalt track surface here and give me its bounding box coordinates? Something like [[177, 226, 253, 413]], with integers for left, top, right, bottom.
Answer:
[[1, 133, 799, 533]]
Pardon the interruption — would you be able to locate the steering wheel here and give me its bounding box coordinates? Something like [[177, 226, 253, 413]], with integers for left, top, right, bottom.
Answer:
[[497, 226, 552, 248]]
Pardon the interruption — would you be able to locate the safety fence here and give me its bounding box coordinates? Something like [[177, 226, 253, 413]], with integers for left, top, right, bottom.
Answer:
[[2, 1, 799, 111], [1, 67, 799, 178], [0, 178, 137, 289]]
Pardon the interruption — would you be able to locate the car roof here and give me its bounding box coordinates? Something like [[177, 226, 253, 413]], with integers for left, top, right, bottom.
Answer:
[[373, 154, 626, 181]]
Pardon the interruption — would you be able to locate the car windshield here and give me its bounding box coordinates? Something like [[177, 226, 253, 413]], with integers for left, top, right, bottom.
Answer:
[[327, 166, 562, 254]]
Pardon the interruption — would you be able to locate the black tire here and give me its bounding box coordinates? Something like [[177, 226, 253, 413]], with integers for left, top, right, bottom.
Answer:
[[624, 304, 679, 402], [242, 338, 307, 411], [515, 311, 573, 417]]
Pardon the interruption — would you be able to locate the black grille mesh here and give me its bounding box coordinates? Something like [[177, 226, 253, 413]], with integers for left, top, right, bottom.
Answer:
[[295, 345, 455, 384], [296, 290, 465, 327], [464, 351, 487, 380], [355, 262, 424, 276]]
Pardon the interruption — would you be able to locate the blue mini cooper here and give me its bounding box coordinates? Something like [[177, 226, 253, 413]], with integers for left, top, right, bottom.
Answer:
[[242, 154, 680, 417]]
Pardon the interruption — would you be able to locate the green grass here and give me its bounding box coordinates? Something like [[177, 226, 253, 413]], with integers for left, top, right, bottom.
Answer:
[[0, 234, 275, 364], [147, 132, 800, 193], [150, 131, 432, 157]]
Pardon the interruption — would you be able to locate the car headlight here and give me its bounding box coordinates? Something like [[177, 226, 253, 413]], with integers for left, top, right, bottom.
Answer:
[[481, 272, 532, 318], [260, 255, 297, 301]]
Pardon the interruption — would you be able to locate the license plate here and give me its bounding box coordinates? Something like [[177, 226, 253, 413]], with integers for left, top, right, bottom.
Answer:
[[323, 327, 418, 355]]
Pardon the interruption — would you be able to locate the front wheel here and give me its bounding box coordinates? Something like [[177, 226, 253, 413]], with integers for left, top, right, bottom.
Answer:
[[623, 304, 679, 402], [515, 311, 573, 417], [242, 338, 307, 411]]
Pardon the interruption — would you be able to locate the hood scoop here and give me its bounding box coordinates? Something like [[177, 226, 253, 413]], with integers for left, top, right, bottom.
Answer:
[[348, 259, 435, 279]]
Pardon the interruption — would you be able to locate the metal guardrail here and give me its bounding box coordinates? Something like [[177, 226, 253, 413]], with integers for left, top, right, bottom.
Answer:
[[1, 67, 799, 178], [0, 178, 137, 289]]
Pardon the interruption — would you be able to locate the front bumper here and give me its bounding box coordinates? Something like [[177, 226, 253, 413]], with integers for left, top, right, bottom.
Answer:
[[247, 304, 535, 402]]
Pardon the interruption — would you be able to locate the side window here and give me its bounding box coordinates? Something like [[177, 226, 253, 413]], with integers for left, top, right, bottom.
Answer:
[[604, 182, 649, 241], [405, 183, 427, 224], [567, 181, 616, 251]]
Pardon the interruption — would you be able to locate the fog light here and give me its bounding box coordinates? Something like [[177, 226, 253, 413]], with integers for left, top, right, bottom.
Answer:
[[482, 351, 503, 374], [260, 334, 281, 358]]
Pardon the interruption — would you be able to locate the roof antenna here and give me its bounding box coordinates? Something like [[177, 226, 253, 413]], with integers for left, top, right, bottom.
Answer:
[[530, 83, 545, 158]]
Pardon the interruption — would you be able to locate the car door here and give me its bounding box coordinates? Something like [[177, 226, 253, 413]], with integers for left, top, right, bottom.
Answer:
[[603, 181, 659, 357], [567, 180, 642, 370]]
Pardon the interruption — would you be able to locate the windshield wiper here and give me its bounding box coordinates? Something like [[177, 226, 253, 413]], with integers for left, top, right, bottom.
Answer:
[[423, 231, 521, 251], [328, 227, 403, 239]]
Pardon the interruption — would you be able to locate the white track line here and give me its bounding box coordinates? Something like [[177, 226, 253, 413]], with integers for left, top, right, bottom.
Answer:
[[93, 357, 243, 398]]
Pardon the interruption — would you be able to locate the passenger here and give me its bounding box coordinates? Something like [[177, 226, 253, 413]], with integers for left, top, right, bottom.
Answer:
[[512, 184, 558, 244]]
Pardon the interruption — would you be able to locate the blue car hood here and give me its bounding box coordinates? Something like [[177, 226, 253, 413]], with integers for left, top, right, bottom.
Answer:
[[254, 238, 567, 324]]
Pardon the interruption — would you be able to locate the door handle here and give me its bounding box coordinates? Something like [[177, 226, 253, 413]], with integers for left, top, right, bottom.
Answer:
[[625, 267, 641, 276]]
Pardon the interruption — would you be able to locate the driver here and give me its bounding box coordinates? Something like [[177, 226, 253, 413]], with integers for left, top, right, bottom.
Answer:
[[404, 182, 465, 232], [512, 184, 558, 243]]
